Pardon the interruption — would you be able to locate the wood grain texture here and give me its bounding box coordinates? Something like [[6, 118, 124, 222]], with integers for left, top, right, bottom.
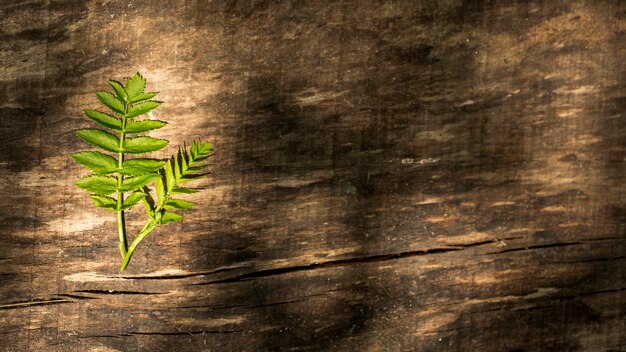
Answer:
[[1, 1, 625, 351]]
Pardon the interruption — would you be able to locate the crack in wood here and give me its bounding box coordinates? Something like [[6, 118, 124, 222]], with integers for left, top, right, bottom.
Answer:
[[197, 247, 467, 285], [550, 255, 626, 264], [79, 330, 243, 338], [72, 289, 166, 295], [484, 241, 583, 255], [560, 287, 626, 298], [129, 330, 242, 336], [486, 236, 625, 255], [55, 293, 97, 300], [0, 298, 71, 310]]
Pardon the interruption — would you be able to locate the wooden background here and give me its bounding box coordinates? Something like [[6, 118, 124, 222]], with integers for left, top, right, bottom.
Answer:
[[1, 1, 625, 351]]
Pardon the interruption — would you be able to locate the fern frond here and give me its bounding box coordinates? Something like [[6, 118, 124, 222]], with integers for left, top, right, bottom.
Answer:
[[73, 71, 212, 271]]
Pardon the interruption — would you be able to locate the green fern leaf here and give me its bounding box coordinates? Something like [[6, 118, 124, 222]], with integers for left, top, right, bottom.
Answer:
[[164, 160, 176, 192], [120, 173, 160, 192], [120, 191, 147, 210], [71, 151, 117, 174], [125, 72, 145, 99], [173, 153, 182, 179], [123, 136, 168, 154], [125, 119, 166, 133], [76, 129, 120, 153], [160, 211, 183, 224], [126, 101, 160, 118], [75, 175, 117, 195], [74, 72, 213, 272], [108, 80, 128, 103], [179, 146, 189, 173], [84, 110, 122, 131], [96, 91, 125, 115], [171, 186, 199, 194], [164, 198, 195, 210], [120, 159, 165, 175], [90, 195, 117, 211], [130, 92, 157, 103], [155, 176, 166, 205]]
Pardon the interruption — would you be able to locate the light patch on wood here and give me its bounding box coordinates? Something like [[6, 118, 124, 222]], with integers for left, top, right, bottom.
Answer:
[[463, 287, 559, 305], [470, 269, 523, 284], [425, 215, 454, 224], [121, 268, 199, 278], [556, 85, 596, 95], [457, 99, 475, 107], [88, 347, 123, 352], [174, 316, 246, 328], [295, 89, 347, 106], [557, 108, 584, 118], [415, 124, 456, 142], [268, 170, 333, 188], [413, 309, 459, 335], [559, 222, 581, 228], [490, 201, 516, 207], [63, 272, 120, 282], [436, 232, 492, 246], [541, 205, 569, 212], [47, 212, 108, 233]]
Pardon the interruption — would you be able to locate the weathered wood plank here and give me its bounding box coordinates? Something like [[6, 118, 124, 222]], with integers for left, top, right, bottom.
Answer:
[[1, 0, 625, 351]]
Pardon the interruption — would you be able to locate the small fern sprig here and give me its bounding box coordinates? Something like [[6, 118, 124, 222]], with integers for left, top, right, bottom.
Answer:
[[120, 140, 212, 271], [73, 73, 212, 271]]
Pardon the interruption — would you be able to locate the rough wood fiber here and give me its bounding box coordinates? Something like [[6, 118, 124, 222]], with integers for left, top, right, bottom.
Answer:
[[1, 1, 625, 351]]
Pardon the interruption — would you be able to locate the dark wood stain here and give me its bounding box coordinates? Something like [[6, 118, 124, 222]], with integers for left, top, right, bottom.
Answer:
[[1, 0, 625, 351]]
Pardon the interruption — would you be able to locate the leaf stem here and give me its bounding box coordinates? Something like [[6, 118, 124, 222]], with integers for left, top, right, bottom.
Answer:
[[116, 105, 129, 257], [120, 219, 158, 271]]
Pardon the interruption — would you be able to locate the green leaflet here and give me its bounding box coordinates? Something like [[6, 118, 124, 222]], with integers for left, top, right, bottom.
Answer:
[[84, 110, 122, 131], [71, 151, 117, 174], [125, 73, 145, 99], [172, 186, 199, 194], [120, 191, 146, 210], [120, 173, 160, 192], [108, 80, 128, 103], [123, 136, 168, 154], [120, 159, 165, 175], [75, 175, 117, 195], [190, 139, 212, 160], [164, 160, 176, 193], [125, 119, 167, 133], [160, 211, 183, 224], [76, 129, 120, 153], [90, 195, 117, 211], [130, 92, 157, 103], [164, 198, 195, 210], [96, 91, 125, 115], [84, 110, 165, 134], [90, 192, 146, 212], [126, 101, 160, 118], [155, 176, 166, 206]]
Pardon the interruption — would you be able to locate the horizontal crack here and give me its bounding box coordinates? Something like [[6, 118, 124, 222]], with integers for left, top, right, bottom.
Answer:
[[130, 330, 242, 336], [0, 298, 71, 310], [79, 330, 242, 338], [72, 289, 165, 295], [485, 241, 582, 255], [197, 247, 463, 285], [561, 287, 626, 299], [551, 255, 626, 264], [56, 293, 97, 300]]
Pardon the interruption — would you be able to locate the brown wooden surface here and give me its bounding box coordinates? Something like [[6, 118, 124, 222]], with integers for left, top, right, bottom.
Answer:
[[1, 1, 625, 351]]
